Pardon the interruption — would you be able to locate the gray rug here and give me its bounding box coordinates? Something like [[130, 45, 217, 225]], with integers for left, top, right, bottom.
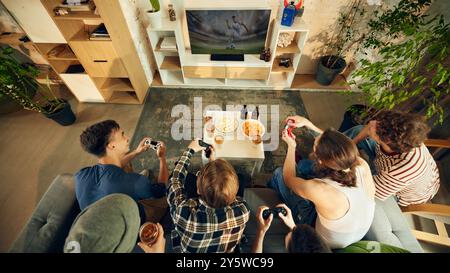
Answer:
[[130, 87, 313, 180]]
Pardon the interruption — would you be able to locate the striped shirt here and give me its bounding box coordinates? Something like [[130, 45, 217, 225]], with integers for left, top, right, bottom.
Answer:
[[167, 148, 250, 253], [373, 143, 440, 206]]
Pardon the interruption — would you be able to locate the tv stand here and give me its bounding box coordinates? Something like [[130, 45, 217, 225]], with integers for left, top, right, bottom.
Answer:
[[211, 54, 244, 61]]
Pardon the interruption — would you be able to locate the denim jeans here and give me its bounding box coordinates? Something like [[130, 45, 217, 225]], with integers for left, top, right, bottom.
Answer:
[[343, 125, 378, 175], [267, 160, 318, 226]]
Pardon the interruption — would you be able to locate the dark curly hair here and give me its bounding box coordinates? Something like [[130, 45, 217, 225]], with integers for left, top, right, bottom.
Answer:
[[374, 110, 430, 154], [314, 128, 360, 187], [80, 120, 120, 157], [288, 224, 331, 253]]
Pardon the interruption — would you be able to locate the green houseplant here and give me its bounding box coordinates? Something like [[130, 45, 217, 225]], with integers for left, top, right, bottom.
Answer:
[[349, 0, 449, 124], [316, 0, 373, 85], [0, 46, 76, 126], [147, 0, 161, 29]]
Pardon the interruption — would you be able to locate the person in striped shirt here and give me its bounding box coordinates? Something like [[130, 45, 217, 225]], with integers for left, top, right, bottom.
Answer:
[[344, 110, 440, 206], [167, 139, 250, 253]]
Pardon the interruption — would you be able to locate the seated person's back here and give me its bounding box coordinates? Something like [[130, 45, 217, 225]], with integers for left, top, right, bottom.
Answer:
[[75, 120, 167, 222], [168, 140, 250, 253]]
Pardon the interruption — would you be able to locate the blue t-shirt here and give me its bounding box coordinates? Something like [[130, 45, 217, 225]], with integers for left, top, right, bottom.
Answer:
[[74, 164, 166, 222]]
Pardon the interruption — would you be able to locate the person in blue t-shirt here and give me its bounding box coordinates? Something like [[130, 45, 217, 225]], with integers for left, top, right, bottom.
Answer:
[[75, 120, 169, 223]]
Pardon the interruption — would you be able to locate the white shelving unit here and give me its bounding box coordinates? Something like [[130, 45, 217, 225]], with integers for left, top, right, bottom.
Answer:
[[147, 7, 308, 88]]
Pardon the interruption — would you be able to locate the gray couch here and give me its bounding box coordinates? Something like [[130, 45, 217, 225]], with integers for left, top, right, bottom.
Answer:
[[9, 174, 424, 253]]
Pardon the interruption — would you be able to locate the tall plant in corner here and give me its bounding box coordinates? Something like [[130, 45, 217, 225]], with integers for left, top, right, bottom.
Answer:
[[0, 46, 76, 125], [350, 0, 450, 124]]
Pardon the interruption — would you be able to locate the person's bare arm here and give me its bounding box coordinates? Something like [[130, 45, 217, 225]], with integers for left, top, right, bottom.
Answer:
[[286, 116, 323, 134], [121, 137, 150, 167], [156, 142, 168, 184]]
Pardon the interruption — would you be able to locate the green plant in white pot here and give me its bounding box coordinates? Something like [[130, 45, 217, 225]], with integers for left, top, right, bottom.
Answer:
[[147, 0, 161, 29], [0, 46, 76, 126]]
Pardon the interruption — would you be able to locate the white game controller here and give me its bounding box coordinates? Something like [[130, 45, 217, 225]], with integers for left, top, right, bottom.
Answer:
[[144, 139, 161, 150]]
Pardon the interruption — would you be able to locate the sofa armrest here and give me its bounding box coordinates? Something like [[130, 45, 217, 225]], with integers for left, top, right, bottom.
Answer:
[[364, 196, 423, 253], [9, 174, 80, 253]]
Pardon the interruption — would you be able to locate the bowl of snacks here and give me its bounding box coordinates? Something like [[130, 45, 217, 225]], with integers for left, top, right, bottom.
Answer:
[[242, 119, 265, 141], [215, 116, 239, 135]]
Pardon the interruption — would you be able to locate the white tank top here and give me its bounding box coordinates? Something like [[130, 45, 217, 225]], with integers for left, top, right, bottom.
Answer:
[[315, 165, 375, 249]]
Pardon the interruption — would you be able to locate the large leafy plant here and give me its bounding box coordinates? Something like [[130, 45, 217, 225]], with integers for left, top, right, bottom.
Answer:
[[0, 46, 65, 114], [350, 0, 449, 124]]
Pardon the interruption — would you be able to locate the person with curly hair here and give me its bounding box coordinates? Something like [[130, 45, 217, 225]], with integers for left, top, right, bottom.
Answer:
[[345, 110, 440, 206]]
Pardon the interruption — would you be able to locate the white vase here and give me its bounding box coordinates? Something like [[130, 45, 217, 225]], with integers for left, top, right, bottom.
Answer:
[[147, 10, 162, 29]]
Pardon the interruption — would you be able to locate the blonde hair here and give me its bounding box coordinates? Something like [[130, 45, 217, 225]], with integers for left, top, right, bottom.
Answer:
[[196, 159, 239, 208]]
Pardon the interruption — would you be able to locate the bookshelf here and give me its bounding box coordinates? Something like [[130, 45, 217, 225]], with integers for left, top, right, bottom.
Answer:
[[3, 0, 148, 104]]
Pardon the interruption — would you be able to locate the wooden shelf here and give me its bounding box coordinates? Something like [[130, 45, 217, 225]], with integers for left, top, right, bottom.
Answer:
[[291, 74, 351, 91], [49, 60, 82, 74], [46, 45, 77, 61], [53, 11, 101, 21], [276, 41, 300, 55], [93, 78, 134, 92], [160, 56, 181, 70], [272, 58, 295, 73], [155, 38, 177, 52], [103, 91, 140, 104], [0, 33, 28, 45]]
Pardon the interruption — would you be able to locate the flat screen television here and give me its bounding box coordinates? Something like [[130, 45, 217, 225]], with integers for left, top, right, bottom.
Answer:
[[186, 9, 271, 55]]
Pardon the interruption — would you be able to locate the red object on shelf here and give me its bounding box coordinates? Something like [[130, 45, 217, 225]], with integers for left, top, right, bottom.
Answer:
[[284, 0, 303, 10]]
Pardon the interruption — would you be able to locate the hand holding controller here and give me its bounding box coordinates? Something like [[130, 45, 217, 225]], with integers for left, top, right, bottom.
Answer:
[[284, 119, 295, 138], [144, 139, 161, 151], [262, 207, 287, 220], [198, 139, 212, 158]]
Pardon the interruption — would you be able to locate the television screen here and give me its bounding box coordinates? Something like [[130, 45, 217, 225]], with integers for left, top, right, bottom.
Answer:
[[186, 9, 271, 55]]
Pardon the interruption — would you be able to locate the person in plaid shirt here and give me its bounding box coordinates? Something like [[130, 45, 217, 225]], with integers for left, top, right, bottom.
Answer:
[[167, 139, 250, 253]]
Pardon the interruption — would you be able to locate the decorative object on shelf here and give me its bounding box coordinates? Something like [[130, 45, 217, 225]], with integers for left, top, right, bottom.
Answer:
[[47, 44, 68, 58], [297, 6, 305, 17], [160, 36, 176, 50], [0, 46, 76, 125], [147, 0, 162, 29], [168, 4, 176, 21], [279, 58, 291, 68], [277, 32, 295, 48], [281, 0, 303, 26], [259, 48, 271, 62], [53, 7, 69, 16]]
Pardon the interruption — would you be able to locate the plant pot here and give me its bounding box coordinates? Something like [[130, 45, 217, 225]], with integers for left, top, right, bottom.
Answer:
[[315, 55, 347, 85], [147, 10, 162, 29], [43, 99, 76, 126]]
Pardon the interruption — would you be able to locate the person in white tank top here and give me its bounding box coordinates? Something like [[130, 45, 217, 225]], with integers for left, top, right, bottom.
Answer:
[[280, 117, 376, 249]]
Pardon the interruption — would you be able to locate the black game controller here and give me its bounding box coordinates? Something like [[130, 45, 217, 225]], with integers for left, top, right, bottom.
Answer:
[[198, 139, 212, 158], [262, 207, 287, 220], [144, 139, 161, 150]]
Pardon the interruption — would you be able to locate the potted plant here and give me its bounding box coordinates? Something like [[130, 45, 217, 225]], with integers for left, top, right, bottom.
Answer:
[[349, 0, 449, 125], [0, 46, 76, 126], [147, 0, 161, 29], [315, 0, 372, 85]]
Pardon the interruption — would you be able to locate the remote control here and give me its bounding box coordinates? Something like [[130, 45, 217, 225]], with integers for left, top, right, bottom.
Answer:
[[284, 119, 295, 137]]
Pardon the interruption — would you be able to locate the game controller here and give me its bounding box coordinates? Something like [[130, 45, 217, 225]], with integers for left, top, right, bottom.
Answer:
[[198, 139, 212, 158], [262, 207, 287, 220], [144, 139, 161, 150], [284, 119, 295, 137]]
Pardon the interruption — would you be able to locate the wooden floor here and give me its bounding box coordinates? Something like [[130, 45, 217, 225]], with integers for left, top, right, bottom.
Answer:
[[0, 86, 144, 252], [0, 85, 447, 252]]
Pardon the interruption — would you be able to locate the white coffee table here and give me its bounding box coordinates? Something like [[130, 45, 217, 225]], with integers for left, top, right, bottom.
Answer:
[[201, 110, 265, 177]]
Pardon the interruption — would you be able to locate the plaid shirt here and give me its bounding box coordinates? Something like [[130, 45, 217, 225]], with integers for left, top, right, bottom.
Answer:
[[167, 148, 250, 253]]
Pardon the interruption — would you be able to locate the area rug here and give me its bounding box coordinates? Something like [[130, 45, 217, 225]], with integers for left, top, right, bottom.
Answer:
[[130, 87, 312, 177]]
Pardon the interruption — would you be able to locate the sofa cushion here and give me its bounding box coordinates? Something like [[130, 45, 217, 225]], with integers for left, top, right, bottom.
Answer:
[[64, 194, 140, 253], [363, 196, 423, 253], [9, 174, 80, 253]]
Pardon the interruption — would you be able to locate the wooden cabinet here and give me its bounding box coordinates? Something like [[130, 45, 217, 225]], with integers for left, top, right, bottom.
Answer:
[[183, 66, 226, 79], [59, 74, 105, 102], [226, 67, 270, 80], [70, 41, 128, 77]]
